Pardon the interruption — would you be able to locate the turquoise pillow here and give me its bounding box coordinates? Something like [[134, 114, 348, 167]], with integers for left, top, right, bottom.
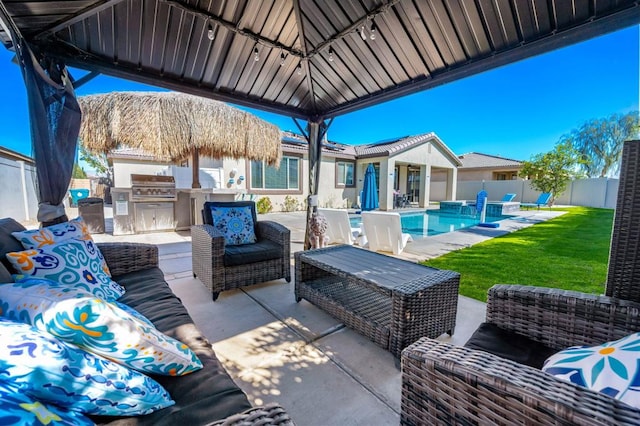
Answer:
[[209, 205, 257, 246], [0, 381, 94, 425], [543, 332, 640, 408], [6, 239, 124, 302], [0, 318, 174, 416], [0, 280, 203, 376]]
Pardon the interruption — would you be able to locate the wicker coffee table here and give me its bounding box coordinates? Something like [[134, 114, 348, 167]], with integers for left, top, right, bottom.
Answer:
[[294, 245, 460, 358]]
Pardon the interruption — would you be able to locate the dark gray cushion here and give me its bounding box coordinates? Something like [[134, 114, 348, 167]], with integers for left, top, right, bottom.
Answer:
[[0, 218, 27, 274], [0, 262, 13, 283], [93, 267, 251, 425], [464, 322, 557, 369], [223, 239, 282, 266]]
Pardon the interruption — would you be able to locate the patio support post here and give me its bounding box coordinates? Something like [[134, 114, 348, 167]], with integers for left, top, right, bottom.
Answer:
[[191, 147, 201, 188], [295, 117, 331, 250]]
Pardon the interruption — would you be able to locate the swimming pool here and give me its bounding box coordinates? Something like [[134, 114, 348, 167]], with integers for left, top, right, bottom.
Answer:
[[350, 210, 512, 239]]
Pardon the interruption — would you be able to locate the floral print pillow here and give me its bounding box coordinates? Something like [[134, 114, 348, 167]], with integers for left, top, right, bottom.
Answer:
[[5, 239, 124, 302], [543, 332, 640, 408], [0, 317, 174, 416], [0, 381, 94, 426], [209, 205, 257, 246], [0, 279, 203, 376], [12, 217, 111, 276]]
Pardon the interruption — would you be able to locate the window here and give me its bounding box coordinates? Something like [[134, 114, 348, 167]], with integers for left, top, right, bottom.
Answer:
[[336, 161, 355, 186], [251, 156, 299, 190]]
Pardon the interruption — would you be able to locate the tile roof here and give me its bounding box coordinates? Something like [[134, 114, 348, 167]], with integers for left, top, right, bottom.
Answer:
[[108, 147, 170, 161], [355, 133, 462, 166], [458, 152, 522, 169]]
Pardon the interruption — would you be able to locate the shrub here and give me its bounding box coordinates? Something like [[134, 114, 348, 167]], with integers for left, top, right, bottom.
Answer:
[[282, 195, 299, 212], [256, 197, 273, 214]]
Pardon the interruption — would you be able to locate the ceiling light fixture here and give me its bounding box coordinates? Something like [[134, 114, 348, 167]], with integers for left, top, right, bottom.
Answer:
[[328, 47, 334, 62], [360, 24, 367, 41], [253, 47, 259, 61], [370, 22, 377, 40], [297, 63, 302, 75], [207, 24, 215, 41], [280, 51, 286, 66]]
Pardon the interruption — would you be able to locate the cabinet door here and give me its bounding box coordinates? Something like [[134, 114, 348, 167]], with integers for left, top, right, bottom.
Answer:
[[154, 203, 175, 230]]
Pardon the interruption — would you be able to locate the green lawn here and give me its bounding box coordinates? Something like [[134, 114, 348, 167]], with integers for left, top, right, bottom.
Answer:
[[422, 207, 614, 302]]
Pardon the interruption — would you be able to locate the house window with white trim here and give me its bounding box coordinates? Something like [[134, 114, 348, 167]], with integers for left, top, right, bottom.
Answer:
[[251, 156, 299, 190], [336, 161, 355, 187]]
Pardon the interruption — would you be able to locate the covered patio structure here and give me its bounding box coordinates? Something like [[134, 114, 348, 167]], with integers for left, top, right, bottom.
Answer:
[[1, 0, 640, 423]]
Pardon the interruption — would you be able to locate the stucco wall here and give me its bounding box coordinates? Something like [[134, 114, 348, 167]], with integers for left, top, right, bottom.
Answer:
[[0, 157, 38, 222]]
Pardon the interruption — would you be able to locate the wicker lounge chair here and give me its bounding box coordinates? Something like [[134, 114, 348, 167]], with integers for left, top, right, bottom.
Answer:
[[401, 285, 640, 425], [191, 201, 291, 301]]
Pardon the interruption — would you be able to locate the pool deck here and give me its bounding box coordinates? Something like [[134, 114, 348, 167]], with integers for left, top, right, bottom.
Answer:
[[82, 205, 565, 425]]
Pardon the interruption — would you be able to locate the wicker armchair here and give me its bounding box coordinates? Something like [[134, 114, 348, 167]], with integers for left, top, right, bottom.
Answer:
[[400, 285, 640, 425], [191, 201, 291, 301]]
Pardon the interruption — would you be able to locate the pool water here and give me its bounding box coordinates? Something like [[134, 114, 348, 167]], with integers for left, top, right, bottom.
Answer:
[[350, 210, 512, 239]]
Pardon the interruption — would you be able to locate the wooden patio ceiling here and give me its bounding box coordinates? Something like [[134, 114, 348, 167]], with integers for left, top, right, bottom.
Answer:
[[0, 0, 638, 121]]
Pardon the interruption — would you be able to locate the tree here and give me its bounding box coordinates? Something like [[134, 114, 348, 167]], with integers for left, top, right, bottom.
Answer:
[[520, 141, 582, 205], [72, 162, 87, 179], [563, 111, 640, 178], [78, 144, 112, 184]]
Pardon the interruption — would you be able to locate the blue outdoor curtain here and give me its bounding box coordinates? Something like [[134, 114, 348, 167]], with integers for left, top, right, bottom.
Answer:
[[12, 32, 81, 225], [361, 163, 379, 211]]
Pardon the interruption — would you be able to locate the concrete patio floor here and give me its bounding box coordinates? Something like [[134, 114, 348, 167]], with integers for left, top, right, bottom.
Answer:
[[88, 207, 565, 425]]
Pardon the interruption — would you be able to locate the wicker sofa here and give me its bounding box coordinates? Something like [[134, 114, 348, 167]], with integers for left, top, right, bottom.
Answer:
[[191, 201, 291, 301], [0, 217, 293, 425], [400, 285, 640, 425]]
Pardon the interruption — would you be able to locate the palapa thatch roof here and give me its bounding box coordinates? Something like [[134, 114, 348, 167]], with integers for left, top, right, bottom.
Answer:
[[78, 91, 282, 166]]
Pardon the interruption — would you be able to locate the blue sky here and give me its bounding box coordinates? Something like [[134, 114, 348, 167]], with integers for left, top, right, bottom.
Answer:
[[0, 25, 638, 162]]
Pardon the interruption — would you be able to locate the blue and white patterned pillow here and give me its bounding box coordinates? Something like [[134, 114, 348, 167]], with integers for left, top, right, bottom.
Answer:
[[12, 217, 111, 276], [0, 381, 95, 426], [6, 239, 124, 302], [543, 332, 640, 408], [0, 280, 203, 376], [0, 318, 174, 416], [209, 205, 257, 246]]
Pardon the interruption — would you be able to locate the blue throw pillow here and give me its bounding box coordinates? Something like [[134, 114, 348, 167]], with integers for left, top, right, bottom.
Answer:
[[209, 205, 257, 246], [543, 332, 640, 408], [0, 381, 94, 425], [0, 280, 203, 376], [0, 318, 174, 416], [6, 239, 124, 302]]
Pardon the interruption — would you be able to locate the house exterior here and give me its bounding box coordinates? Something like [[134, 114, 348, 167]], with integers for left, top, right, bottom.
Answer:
[[109, 132, 461, 212], [455, 152, 522, 181]]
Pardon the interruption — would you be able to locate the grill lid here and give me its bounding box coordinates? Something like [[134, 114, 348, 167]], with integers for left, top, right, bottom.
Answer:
[[131, 174, 176, 187]]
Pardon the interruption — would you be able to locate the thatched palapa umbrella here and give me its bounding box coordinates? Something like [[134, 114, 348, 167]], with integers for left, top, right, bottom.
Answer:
[[78, 91, 282, 187]]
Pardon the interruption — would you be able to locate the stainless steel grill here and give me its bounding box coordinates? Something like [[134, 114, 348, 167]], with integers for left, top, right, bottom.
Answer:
[[131, 174, 177, 201]]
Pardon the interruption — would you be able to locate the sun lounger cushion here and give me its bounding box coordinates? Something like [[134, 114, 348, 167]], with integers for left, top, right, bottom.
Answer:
[[465, 322, 556, 369], [542, 332, 640, 408], [0, 317, 174, 416]]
